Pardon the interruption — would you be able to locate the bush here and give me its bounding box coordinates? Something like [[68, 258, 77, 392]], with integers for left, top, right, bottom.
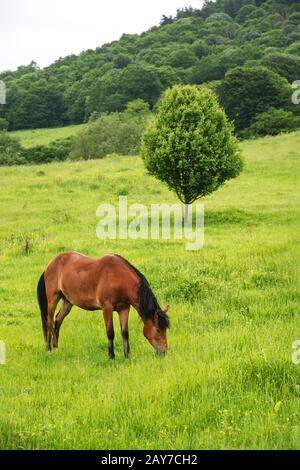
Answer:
[[240, 108, 300, 138], [0, 118, 9, 131], [22, 137, 73, 164], [70, 111, 150, 160], [0, 132, 26, 166]]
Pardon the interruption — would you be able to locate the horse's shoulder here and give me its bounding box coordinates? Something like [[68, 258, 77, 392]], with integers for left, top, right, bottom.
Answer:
[[97, 254, 122, 267]]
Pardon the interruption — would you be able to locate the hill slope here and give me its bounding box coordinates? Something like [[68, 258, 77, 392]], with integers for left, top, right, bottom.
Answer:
[[1, 0, 300, 131], [10, 124, 86, 148]]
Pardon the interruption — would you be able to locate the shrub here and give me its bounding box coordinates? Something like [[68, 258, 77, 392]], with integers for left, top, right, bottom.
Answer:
[[22, 137, 73, 164], [0, 118, 9, 131], [240, 108, 300, 138], [0, 132, 26, 166], [70, 112, 150, 160]]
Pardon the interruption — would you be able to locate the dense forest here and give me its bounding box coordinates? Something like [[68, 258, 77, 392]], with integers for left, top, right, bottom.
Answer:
[[0, 0, 300, 135]]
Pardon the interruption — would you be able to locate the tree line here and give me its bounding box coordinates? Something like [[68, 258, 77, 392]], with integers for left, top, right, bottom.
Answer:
[[0, 0, 299, 136]]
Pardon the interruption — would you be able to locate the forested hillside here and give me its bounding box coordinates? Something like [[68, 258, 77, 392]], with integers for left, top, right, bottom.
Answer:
[[0, 0, 300, 133]]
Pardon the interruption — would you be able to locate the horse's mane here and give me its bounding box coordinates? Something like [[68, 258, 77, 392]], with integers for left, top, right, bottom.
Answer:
[[114, 254, 170, 329]]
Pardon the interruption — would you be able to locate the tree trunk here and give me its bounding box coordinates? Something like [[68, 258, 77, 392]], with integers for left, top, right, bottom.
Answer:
[[184, 203, 189, 224]]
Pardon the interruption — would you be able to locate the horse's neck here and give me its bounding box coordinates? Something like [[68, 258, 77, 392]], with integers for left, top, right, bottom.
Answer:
[[130, 298, 140, 314], [129, 294, 141, 318]]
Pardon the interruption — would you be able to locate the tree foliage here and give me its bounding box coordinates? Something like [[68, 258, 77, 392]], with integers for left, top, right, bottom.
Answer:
[[218, 66, 292, 133], [141, 85, 243, 205]]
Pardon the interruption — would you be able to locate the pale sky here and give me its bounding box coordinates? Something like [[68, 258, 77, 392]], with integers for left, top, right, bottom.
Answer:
[[0, 0, 204, 72]]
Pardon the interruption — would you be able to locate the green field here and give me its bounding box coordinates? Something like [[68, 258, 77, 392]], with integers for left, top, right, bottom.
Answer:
[[10, 124, 86, 148], [0, 130, 299, 450]]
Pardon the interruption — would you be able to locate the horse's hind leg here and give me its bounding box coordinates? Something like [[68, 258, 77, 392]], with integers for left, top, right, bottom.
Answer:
[[53, 299, 73, 349], [46, 294, 60, 352], [102, 303, 115, 359]]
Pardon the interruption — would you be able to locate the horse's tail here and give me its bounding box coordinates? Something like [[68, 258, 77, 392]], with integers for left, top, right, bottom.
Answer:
[[37, 272, 48, 341]]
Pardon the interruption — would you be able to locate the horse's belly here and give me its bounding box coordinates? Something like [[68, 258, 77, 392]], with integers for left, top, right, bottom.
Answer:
[[60, 278, 101, 311], [76, 304, 100, 312]]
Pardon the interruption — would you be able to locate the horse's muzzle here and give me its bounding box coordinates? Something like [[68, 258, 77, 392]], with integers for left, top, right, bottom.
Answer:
[[156, 349, 167, 356]]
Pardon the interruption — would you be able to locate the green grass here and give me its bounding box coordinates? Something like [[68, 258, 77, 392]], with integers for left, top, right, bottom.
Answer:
[[10, 124, 86, 148], [0, 130, 299, 450]]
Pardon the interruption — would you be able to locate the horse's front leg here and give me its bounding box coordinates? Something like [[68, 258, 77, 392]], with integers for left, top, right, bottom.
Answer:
[[103, 304, 115, 359], [118, 307, 130, 358]]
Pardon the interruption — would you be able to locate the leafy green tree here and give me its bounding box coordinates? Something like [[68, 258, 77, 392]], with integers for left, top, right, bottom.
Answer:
[[218, 66, 292, 132], [205, 12, 238, 39], [123, 99, 150, 120], [169, 47, 197, 68], [224, 0, 257, 18], [5, 75, 66, 130], [141, 85, 243, 219], [118, 64, 164, 107], [160, 15, 174, 26], [286, 41, 300, 56], [192, 40, 209, 59], [236, 4, 257, 23], [113, 54, 132, 69], [262, 52, 300, 82]]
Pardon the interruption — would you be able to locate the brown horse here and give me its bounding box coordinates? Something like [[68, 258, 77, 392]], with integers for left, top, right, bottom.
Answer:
[[37, 252, 170, 358]]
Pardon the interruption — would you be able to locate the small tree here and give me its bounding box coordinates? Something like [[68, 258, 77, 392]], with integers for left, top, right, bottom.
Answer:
[[141, 85, 243, 220]]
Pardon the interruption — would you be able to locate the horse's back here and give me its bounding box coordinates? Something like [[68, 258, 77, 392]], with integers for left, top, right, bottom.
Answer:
[[44, 252, 139, 310]]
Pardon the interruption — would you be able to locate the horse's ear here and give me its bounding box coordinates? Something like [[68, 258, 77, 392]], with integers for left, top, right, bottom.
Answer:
[[163, 305, 170, 314]]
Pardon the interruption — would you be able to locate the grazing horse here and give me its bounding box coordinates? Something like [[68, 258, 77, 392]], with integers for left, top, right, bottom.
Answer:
[[37, 252, 170, 358]]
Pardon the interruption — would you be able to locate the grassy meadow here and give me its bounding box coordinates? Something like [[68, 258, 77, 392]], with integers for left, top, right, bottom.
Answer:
[[10, 124, 86, 148], [0, 129, 299, 449]]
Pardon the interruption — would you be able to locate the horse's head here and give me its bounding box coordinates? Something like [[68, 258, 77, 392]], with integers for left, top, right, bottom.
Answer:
[[143, 306, 170, 354]]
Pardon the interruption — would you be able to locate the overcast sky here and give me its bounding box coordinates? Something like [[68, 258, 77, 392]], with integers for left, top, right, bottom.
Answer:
[[0, 0, 204, 72]]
